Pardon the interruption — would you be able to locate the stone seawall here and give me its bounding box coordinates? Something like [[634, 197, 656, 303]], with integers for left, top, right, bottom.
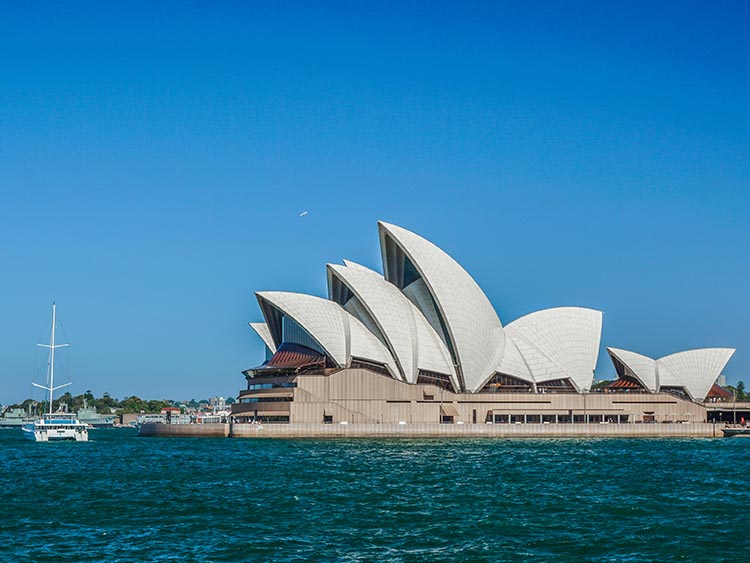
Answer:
[[138, 423, 229, 437], [138, 422, 721, 438], [230, 422, 719, 438]]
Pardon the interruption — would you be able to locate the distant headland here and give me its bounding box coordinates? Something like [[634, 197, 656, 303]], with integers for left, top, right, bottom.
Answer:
[[2, 391, 235, 417]]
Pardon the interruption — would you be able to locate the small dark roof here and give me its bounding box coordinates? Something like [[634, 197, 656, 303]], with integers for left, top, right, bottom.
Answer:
[[609, 377, 642, 389], [707, 383, 733, 399], [248, 342, 326, 371]]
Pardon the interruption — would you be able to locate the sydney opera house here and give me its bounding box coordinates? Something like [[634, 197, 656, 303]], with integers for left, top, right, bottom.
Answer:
[[231, 222, 735, 425]]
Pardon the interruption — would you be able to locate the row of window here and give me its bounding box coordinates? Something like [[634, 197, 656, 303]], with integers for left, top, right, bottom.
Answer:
[[282, 316, 327, 355], [234, 415, 290, 423], [239, 397, 293, 403], [416, 370, 453, 391], [247, 382, 297, 390], [489, 414, 630, 424]]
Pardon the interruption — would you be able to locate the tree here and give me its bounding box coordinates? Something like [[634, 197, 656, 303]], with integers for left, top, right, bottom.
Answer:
[[95, 392, 118, 413], [54, 391, 74, 412]]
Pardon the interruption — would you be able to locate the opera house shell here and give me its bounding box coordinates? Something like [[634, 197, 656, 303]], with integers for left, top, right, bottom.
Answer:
[[232, 222, 734, 425], [607, 347, 735, 401]]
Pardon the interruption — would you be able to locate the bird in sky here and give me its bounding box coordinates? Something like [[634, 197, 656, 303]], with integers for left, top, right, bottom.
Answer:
[[299, 210, 308, 217]]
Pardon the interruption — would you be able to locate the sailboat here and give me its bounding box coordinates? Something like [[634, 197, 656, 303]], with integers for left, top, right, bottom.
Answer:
[[22, 303, 89, 442]]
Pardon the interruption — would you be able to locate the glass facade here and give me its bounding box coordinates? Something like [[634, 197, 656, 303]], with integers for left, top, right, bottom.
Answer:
[[282, 316, 326, 356]]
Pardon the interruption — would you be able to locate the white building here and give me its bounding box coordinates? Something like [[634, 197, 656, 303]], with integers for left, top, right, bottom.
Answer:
[[247, 221, 602, 394], [607, 347, 735, 401], [232, 221, 734, 424]]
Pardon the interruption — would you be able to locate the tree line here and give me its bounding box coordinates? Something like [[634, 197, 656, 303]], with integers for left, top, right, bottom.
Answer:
[[5, 391, 235, 415]]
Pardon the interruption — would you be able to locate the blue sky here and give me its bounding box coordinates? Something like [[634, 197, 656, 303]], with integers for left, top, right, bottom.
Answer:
[[1, 1, 748, 403]]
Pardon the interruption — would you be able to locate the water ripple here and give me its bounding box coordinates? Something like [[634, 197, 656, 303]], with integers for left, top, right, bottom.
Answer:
[[2, 431, 749, 562]]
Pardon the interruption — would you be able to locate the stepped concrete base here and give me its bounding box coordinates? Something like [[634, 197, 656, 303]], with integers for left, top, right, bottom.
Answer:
[[230, 422, 719, 438], [138, 422, 721, 438], [138, 423, 229, 437]]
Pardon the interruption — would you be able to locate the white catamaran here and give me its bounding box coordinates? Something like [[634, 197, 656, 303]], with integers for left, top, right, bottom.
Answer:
[[22, 303, 89, 442]]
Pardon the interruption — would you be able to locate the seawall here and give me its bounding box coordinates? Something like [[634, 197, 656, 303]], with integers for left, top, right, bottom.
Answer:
[[139, 422, 721, 438], [138, 423, 229, 437], [230, 422, 719, 438]]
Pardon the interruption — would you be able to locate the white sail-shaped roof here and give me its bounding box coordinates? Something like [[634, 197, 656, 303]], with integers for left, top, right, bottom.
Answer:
[[607, 347, 657, 391], [606, 346, 735, 400], [495, 337, 534, 383], [248, 322, 276, 354], [503, 331, 567, 383], [327, 261, 457, 387], [503, 307, 603, 391], [379, 221, 505, 392], [255, 291, 398, 377], [657, 348, 735, 401]]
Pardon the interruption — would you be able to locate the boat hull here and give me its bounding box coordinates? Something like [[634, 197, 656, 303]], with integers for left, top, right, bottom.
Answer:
[[22, 421, 89, 442], [0, 420, 34, 429]]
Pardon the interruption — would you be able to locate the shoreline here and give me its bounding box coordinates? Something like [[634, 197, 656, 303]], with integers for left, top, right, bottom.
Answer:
[[139, 421, 726, 438]]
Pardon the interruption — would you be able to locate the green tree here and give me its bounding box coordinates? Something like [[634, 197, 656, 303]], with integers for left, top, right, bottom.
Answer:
[[146, 399, 171, 413], [120, 395, 147, 413], [96, 392, 117, 413], [54, 391, 74, 412]]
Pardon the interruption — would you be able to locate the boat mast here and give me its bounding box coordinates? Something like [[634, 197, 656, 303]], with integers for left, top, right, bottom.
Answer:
[[34, 302, 70, 415], [49, 302, 56, 414]]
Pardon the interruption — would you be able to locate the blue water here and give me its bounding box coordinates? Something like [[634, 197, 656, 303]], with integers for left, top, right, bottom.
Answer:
[[2, 430, 749, 562]]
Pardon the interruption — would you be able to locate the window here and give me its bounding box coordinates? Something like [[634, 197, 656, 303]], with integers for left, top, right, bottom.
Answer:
[[247, 382, 297, 390], [240, 397, 293, 403], [282, 316, 326, 355], [480, 373, 532, 393], [537, 378, 577, 393], [417, 370, 454, 391], [257, 416, 290, 424], [350, 358, 391, 376]]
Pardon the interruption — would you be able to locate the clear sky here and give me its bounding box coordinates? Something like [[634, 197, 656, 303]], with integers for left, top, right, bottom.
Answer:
[[1, 1, 748, 404]]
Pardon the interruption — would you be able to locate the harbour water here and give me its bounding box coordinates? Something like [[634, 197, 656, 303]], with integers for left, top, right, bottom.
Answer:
[[2, 429, 749, 562]]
